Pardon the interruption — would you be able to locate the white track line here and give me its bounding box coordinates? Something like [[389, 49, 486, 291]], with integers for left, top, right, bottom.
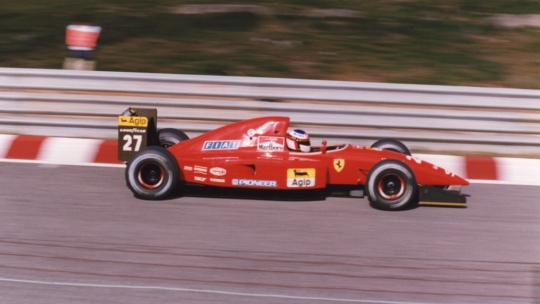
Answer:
[[0, 277, 433, 304], [0, 134, 16, 158], [467, 179, 540, 186], [37, 137, 103, 164], [0, 158, 125, 168]]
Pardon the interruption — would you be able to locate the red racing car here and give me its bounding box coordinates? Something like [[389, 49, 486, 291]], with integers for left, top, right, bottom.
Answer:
[[118, 108, 468, 210]]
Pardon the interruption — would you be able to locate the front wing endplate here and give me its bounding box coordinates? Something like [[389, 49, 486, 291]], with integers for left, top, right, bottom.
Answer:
[[418, 186, 467, 208]]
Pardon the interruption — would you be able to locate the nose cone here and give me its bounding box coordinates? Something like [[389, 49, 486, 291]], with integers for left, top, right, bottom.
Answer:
[[447, 172, 469, 186], [401, 156, 469, 186], [418, 163, 469, 186]]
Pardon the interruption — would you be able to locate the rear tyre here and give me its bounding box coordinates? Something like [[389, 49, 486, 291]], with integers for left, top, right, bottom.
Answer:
[[366, 160, 418, 210], [371, 139, 411, 155], [126, 146, 179, 200], [158, 128, 189, 148]]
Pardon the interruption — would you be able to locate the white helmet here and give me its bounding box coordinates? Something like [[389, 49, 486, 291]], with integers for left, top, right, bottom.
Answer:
[[286, 129, 310, 152]]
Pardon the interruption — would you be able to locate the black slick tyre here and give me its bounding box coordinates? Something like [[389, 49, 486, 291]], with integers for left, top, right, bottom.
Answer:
[[158, 128, 189, 148], [125, 146, 179, 200], [366, 160, 418, 210], [371, 139, 411, 155]]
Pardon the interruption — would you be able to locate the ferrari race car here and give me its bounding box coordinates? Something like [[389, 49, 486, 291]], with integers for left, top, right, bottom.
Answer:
[[118, 108, 468, 210]]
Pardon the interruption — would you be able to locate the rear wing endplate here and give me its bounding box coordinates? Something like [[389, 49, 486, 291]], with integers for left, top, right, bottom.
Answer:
[[117, 107, 158, 161]]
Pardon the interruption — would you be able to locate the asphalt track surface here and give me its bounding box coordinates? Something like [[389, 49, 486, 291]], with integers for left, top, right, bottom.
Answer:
[[1, 162, 539, 304]]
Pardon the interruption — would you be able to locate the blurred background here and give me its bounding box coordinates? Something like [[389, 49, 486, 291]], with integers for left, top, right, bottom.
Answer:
[[1, 2, 540, 304], [2, 0, 540, 88]]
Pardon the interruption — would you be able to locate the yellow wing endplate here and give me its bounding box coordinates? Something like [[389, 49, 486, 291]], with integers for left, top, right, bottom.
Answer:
[[117, 108, 158, 161]]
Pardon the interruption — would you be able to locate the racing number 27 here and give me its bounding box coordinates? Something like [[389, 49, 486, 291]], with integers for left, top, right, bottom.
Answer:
[[122, 134, 143, 152]]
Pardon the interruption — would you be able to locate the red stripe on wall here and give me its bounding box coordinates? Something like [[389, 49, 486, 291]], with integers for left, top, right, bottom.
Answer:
[[5, 136, 46, 160], [465, 156, 498, 180], [94, 140, 122, 164]]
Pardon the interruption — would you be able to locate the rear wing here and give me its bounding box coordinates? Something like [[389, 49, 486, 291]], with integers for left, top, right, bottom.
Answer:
[[118, 107, 158, 161]]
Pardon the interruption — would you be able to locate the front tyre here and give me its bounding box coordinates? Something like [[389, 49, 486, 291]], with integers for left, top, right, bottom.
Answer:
[[126, 146, 179, 200], [366, 160, 418, 210], [370, 139, 411, 155]]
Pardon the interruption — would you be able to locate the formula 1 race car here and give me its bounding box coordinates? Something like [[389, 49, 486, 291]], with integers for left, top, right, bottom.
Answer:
[[118, 108, 468, 210]]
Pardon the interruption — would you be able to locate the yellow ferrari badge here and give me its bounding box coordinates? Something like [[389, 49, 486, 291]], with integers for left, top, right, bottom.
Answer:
[[333, 159, 345, 172]]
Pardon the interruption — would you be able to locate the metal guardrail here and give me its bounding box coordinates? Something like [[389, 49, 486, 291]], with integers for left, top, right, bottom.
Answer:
[[0, 68, 539, 156]]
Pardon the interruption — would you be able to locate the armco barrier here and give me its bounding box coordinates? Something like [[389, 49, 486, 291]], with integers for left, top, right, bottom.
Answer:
[[0, 68, 539, 156], [1, 135, 539, 185]]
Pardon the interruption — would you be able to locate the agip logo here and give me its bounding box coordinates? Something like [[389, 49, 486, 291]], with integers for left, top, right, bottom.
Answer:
[[287, 168, 316, 188], [118, 116, 148, 127]]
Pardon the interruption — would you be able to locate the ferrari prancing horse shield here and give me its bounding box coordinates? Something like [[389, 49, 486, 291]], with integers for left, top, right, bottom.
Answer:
[[333, 159, 345, 172]]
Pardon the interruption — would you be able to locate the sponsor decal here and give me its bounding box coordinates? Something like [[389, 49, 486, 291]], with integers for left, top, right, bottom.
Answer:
[[287, 168, 316, 188], [247, 122, 279, 137], [257, 136, 285, 152], [210, 178, 225, 183], [333, 159, 345, 172], [435, 166, 455, 177], [183, 166, 193, 171], [118, 116, 148, 127], [194, 176, 206, 182], [118, 128, 147, 134], [257, 157, 284, 161], [232, 179, 277, 187], [194, 165, 207, 175], [405, 155, 422, 164], [203, 140, 240, 150], [210, 167, 227, 176]]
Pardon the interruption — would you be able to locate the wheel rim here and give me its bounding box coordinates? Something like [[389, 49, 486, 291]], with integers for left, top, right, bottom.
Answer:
[[137, 162, 165, 189], [377, 173, 405, 200]]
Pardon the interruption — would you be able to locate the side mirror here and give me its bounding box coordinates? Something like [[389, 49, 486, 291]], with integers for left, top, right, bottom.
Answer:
[[321, 140, 327, 154]]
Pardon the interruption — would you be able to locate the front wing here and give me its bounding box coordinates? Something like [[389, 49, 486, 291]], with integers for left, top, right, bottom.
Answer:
[[418, 185, 467, 208]]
